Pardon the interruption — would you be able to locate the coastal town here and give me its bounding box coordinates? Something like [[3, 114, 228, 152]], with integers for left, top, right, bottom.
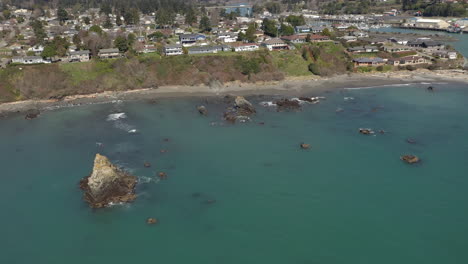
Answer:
[[0, 0, 466, 71]]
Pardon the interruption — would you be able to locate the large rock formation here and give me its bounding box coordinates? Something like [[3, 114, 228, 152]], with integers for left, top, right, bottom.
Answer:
[[275, 99, 301, 111], [79, 154, 137, 208], [223, 96, 256, 123]]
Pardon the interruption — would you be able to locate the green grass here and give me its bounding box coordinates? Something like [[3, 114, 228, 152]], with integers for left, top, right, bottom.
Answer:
[[270, 50, 311, 76], [59, 59, 114, 85]]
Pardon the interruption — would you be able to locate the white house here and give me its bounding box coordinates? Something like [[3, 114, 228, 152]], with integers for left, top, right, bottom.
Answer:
[[262, 38, 289, 51], [233, 43, 259, 52], [164, 44, 183, 56], [11, 56, 50, 64]]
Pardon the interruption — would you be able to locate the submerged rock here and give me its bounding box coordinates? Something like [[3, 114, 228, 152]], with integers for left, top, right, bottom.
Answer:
[[300, 143, 310, 149], [275, 99, 301, 111], [158, 172, 167, 180], [25, 109, 40, 120], [79, 154, 137, 208], [146, 218, 158, 225], [144, 162, 151, 168], [359, 128, 374, 135], [401, 155, 420, 164], [197, 105, 208, 116]]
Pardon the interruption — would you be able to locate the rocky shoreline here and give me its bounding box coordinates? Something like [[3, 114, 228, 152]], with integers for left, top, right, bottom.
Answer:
[[0, 69, 467, 117]]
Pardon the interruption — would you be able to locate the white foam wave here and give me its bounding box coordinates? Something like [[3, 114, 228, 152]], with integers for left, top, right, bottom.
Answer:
[[344, 83, 412, 90], [260, 101, 277, 107], [107, 112, 127, 121]]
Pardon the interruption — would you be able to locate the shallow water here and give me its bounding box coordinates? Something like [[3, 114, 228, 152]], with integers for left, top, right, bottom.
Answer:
[[1, 82, 468, 263]]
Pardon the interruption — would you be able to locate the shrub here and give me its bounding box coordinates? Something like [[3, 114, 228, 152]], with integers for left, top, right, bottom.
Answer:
[[308, 63, 320, 75], [376, 65, 384, 72], [406, 65, 416, 71]]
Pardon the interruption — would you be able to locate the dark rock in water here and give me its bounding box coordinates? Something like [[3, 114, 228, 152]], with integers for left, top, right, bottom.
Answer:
[[79, 154, 137, 208], [406, 138, 417, 144], [359, 128, 374, 135], [163, 138, 170, 142], [197, 105, 208, 116], [300, 143, 310, 149], [427, 86, 434, 91], [158, 172, 167, 180], [235, 96, 256, 115], [25, 109, 40, 120], [401, 155, 420, 164], [223, 96, 256, 123], [144, 162, 151, 168], [299, 97, 314, 102], [275, 99, 301, 111], [146, 218, 158, 225]]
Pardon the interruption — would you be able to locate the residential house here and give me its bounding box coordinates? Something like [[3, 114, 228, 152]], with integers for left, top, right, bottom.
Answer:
[[383, 44, 411, 53], [295, 26, 312, 34], [98, 48, 121, 59], [348, 46, 379, 53], [187, 45, 230, 55], [432, 50, 457, 60], [11, 56, 50, 64], [164, 44, 184, 56], [217, 33, 238, 43], [262, 38, 289, 51], [388, 56, 428, 66], [27, 45, 44, 56], [281, 35, 307, 44], [232, 43, 259, 52], [179, 34, 206, 46], [339, 35, 357, 42], [69, 50, 90, 62], [310, 34, 331, 42], [141, 45, 157, 54], [353, 57, 385, 67]]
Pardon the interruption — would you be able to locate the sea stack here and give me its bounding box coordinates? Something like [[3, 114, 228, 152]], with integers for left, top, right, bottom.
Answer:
[[79, 154, 137, 208]]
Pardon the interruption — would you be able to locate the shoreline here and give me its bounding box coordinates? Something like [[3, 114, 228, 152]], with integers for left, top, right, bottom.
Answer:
[[1, 69, 467, 116]]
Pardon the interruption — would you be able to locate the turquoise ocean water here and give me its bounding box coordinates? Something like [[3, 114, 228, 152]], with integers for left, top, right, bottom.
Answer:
[[1, 82, 468, 264], [1, 28, 468, 264]]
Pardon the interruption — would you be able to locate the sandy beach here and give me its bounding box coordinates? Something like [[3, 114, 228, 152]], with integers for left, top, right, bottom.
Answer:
[[0, 69, 467, 116]]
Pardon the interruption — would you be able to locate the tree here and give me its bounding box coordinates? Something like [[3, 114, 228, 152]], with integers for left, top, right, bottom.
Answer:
[[89, 25, 103, 35], [57, 7, 68, 23], [308, 63, 320, 75], [41, 45, 56, 58], [103, 16, 113, 29], [30, 20, 46, 44], [265, 2, 281, 14], [16, 16, 24, 23], [262, 18, 277, 37], [285, 15, 305, 27], [100, 3, 112, 16], [83, 16, 90, 25], [280, 23, 294, 36], [306, 34, 311, 43], [199, 16, 211, 32], [245, 23, 257, 42], [72, 34, 81, 48], [156, 8, 175, 27], [114, 35, 129, 52], [322, 28, 331, 37], [127, 33, 136, 47], [185, 7, 196, 25], [2, 10, 11, 20], [116, 13, 122, 26]]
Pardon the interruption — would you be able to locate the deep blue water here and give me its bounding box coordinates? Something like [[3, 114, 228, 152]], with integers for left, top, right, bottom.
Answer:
[[1, 82, 468, 263]]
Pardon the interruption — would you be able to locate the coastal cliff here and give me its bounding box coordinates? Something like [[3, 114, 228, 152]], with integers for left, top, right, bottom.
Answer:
[[79, 154, 137, 208]]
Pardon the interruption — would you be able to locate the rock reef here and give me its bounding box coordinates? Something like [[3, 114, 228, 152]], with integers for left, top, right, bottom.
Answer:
[[223, 96, 256, 123], [275, 99, 301, 111], [401, 155, 420, 164], [79, 154, 137, 208]]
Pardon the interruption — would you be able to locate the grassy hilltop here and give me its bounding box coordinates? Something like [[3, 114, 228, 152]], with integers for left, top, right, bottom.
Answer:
[[0, 43, 351, 103]]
